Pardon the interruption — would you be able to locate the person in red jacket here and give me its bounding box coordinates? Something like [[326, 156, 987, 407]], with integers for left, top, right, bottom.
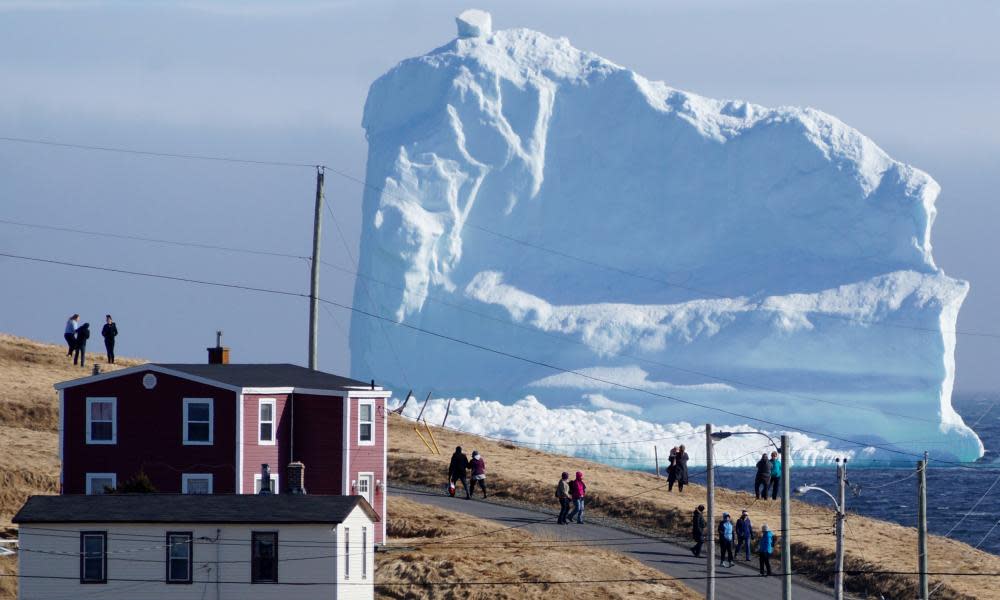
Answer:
[[469, 451, 487, 498], [566, 471, 587, 524]]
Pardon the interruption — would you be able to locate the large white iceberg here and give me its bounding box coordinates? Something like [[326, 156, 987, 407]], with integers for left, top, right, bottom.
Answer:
[[352, 12, 982, 462]]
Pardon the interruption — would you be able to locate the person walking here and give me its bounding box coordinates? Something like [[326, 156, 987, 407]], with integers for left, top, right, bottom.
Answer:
[[101, 315, 118, 364], [64, 314, 79, 356], [735, 509, 754, 561], [718, 512, 735, 567], [674, 445, 689, 493], [566, 471, 587, 524], [754, 453, 772, 499], [769, 451, 782, 500], [758, 523, 775, 576], [555, 472, 572, 524], [469, 450, 487, 498], [666, 446, 678, 492], [691, 504, 706, 557], [448, 446, 471, 499], [73, 322, 90, 367]]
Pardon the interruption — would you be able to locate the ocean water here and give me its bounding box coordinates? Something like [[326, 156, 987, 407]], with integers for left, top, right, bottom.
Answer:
[[695, 393, 1000, 555]]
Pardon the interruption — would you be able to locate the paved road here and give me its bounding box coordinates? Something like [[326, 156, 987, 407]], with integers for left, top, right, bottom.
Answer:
[[393, 486, 832, 599]]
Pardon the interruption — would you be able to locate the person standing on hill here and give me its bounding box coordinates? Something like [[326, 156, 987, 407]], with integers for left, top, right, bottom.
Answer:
[[448, 446, 471, 499], [674, 445, 689, 492], [758, 523, 775, 576], [769, 451, 782, 500], [64, 314, 79, 356], [73, 322, 90, 367], [101, 315, 118, 364], [718, 512, 735, 567], [555, 472, 572, 524], [755, 453, 772, 499], [667, 446, 678, 491], [691, 504, 706, 557], [469, 450, 487, 498], [735, 509, 754, 561], [566, 471, 587, 524]]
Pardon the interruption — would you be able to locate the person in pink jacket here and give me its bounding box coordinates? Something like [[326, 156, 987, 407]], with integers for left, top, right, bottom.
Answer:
[[469, 451, 487, 498], [566, 471, 587, 524]]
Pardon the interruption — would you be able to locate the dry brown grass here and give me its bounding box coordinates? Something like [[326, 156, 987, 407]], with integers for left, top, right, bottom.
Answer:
[[378, 496, 698, 600], [389, 415, 996, 599]]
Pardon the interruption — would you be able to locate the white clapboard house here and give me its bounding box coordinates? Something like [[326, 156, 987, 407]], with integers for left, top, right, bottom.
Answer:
[[13, 493, 378, 600]]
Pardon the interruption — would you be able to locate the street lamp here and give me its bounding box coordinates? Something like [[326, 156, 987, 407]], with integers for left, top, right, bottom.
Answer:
[[795, 457, 848, 600]]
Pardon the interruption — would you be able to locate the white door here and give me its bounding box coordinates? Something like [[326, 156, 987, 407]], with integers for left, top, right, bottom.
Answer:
[[357, 473, 374, 505]]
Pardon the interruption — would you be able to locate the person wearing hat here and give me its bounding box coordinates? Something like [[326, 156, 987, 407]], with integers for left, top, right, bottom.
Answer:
[[718, 512, 735, 567], [758, 523, 775, 576], [448, 446, 471, 499], [469, 450, 487, 498], [735, 509, 754, 561]]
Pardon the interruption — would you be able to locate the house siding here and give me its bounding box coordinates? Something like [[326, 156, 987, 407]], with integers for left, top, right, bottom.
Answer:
[[292, 394, 345, 496], [348, 397, 386, 543], [241, 394, 291, 494], [62, 371, 237, 494]]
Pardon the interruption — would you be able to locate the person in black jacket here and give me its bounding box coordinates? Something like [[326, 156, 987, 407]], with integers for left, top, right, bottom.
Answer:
[[73, 323, 90, 367], [755, 453, 772, 499], [101, 315, 118, 364], [691, 504, 707, 557], [448, 446, 471, 499], [674, 445, 690, 492]]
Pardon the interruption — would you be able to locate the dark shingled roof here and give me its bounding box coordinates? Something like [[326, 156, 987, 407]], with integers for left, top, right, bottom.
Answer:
[[13, 494, 378, 524], [157, 363, 376, 391]]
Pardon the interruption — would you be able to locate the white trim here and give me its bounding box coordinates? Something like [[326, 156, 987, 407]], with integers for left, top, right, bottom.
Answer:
[[382, 397, 387, 543], [346, 389, 391, 398], [257, 398, 276, 445], [357, 400, 375, 446], [181, 473, 214, 494], [237, 394, 244, 494], [58, 389, 64, 490], [254, 473, 280, 494], [85, 397, 117, 445], [356, 472, 374, 506], [342, 396, 350, 494], [182, 398, 214, 445], [85, 472, 116, 495], [242, 387, 295, 394]]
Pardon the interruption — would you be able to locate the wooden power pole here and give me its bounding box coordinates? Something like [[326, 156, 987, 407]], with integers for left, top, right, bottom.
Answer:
[[918, 453, 929, 599], [308, 167, 325, 370]]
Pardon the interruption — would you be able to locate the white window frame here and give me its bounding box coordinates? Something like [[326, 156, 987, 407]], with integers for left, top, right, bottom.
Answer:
[[357, 472, 374, 506], [258, 398, 276, 445], [181, 473, 214, 494], [357, 400, 375, 446], [85, 397, 117, 445], [254, 474, 280, 495], [344, 527, 350, 579], [361, 526, 368, 579], [182, 398, 214, 445], [85, 473, 116, 495]]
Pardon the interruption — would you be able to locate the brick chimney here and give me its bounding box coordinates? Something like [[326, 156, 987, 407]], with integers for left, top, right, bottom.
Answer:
[[207, 330, 230, 365], [287, 462, 306, 495]]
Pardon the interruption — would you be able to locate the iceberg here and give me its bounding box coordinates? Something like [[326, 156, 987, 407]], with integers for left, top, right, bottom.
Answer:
[[352, 12, 983, 462]]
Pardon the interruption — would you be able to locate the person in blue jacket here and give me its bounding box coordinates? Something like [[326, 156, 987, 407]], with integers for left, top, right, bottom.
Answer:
[[769, 451, 782, 500], [718, 512, 735, 567], [735, 509, 754, 561], [758, 523, 775, 576]]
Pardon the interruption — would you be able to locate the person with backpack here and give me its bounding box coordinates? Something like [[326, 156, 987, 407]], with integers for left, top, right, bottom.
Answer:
[[101, 315, 118, 364], [718, 512, 735, 567], [674, 445, 689, 493], [735, 509, 754, 561], [469, 450, 487, 498], [769, 451, 782, 500], [448, 446, 471, 499], [754, 453, 771, 499], [691, 504, 706, 557], [555, 472, 571, 524], [73, 322, 90, 367], [758, 523, 775, 576], [566, 471, 587, 524], [64, 314, 79, 356], [666, 446, 679, 491]]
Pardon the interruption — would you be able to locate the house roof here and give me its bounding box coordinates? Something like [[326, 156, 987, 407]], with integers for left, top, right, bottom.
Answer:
[[13, 494, 379, 524]]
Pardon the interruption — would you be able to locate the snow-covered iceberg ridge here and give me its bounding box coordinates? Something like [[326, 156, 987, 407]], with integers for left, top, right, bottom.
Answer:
[[354, 12, 982, 461]]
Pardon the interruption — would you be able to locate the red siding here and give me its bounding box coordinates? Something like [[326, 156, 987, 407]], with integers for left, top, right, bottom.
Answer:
[[348, 397, 386, 542], [291, 394, 345, 496], [63, 371, 237, 494], [241, 394, 291, 493]]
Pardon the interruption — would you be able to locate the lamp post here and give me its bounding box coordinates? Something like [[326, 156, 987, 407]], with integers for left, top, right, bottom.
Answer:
[[796, 457, 848, 600], [705, 424, 716, 600]]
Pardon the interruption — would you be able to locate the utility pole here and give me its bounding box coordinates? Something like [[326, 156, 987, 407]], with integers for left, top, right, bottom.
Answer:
[[781, 434, 792, 600], [918, 452, 929, 599], [308, 167, 325, 370], [835, 458, 847, 600], [706, 424, 716, 600]]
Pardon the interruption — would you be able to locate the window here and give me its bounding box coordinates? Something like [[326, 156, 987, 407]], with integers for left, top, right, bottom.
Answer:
[[85, 473, 116, 495], [251, 532, 278, 583], [86, 398, 116, 444], [344, 528, 350, 579], [254, 474, 280, 495], [80, 532, 107, 584], [362, 527, 368, 579], [358, 401, 374, 445], [182, 398, 213, 445], [357, 473, 374, 506], [258, 399, 275, 445], [166, 532, 193, 583], [181, 474, 213, 494]]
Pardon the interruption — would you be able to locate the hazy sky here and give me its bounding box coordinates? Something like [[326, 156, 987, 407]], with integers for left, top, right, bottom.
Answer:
[[1, 0, 997, 391]]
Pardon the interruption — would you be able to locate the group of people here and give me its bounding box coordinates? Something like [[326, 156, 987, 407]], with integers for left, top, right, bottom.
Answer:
[[447, 446, 488, 499], [64, 314, 118, 367], [754, 451, 783, 500], [555, 471, 587, 524], [691, 505, 776, 576], [665, 445, 690, 492]]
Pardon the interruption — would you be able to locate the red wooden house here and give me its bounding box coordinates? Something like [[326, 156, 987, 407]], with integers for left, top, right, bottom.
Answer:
[[54, 354, 390, 543]]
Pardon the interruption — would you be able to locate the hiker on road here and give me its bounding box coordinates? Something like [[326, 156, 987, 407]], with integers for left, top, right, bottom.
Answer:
[[691, 504, 706, 557], [674, 445, 689, 493], [101, 315, 118, 364], [755, 453, 771, 499], [769, 451, 782, 500], [758, 523, 775, 576], [73, 323, 90, 367], [735, 509, 754, 561], [64, 314, 79, 356], [667, 446, 678, 492], [555, 472, 572, 524], [469, 450, 487, 498], [566, 471, 587, 524], [448, 446, 471, 499], [718, 512, 735, 567]]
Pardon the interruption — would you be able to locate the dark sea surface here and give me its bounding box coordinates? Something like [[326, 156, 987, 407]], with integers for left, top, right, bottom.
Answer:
[[693, 393, 1000, 555]]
